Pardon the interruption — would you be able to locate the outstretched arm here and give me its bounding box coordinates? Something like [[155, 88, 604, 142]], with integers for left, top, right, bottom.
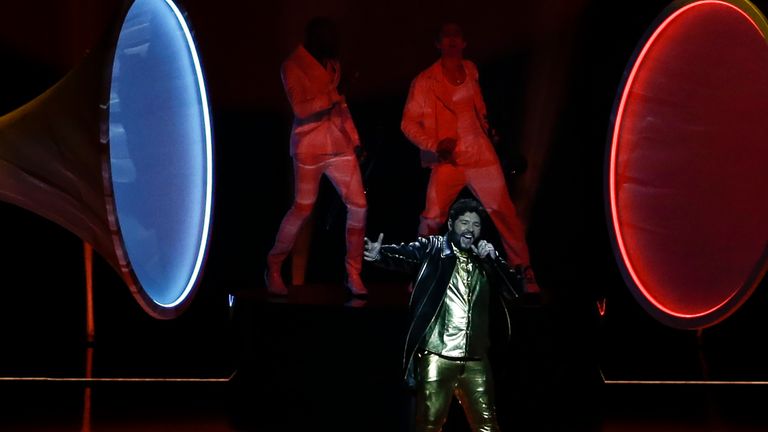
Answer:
[[364, 234, 431, 274]]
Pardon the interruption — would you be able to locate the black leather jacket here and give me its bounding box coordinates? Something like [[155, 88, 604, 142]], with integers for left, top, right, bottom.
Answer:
[[375, 234, 523, 387]]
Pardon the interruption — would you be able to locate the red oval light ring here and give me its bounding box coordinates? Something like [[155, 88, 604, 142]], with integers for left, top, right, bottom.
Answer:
[[607, 0, 768, 329]]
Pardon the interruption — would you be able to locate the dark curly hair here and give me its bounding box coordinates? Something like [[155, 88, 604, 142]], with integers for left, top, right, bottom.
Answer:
[[448, 198, 487, 223]]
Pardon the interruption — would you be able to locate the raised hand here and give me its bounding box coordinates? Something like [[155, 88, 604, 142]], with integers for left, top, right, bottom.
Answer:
[[363, 233, 384, 261]]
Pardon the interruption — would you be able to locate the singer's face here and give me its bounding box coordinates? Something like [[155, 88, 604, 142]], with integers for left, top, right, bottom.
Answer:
[[448, 212, 482, 251]]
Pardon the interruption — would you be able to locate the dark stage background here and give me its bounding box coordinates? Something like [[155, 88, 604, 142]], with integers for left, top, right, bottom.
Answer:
[[1, 0, 768, 429]]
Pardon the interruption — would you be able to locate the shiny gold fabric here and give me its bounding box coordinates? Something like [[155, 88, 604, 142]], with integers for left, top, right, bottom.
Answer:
[[413, 351, 500, 431], [423, 247, 489, 358]]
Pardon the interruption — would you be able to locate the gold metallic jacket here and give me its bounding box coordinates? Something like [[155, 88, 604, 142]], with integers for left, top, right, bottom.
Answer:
[[423, 246, 490, 359]]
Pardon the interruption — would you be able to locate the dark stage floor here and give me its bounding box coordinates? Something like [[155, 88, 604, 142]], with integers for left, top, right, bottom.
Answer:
[[2, 282, 768, 431]]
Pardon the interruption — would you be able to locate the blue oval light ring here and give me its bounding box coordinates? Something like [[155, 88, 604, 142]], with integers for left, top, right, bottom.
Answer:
[[106, 0, 213, 318], [606, 0, 768, 329]]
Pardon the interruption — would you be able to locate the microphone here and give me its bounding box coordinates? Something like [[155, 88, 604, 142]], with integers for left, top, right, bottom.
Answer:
[[472, 242, 520, 299], [471, 241, 497, 261]]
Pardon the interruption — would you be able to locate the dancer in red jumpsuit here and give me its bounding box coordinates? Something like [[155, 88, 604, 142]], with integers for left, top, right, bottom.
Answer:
[[266, 17, 368, 297], [401, 22, 538, 291]]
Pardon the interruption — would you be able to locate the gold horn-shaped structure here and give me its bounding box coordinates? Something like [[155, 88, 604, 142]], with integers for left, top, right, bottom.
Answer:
[[0, 0, 214, 319]]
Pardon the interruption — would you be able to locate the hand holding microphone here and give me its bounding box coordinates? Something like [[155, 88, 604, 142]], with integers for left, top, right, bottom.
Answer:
[[471, 240, 497, 260]]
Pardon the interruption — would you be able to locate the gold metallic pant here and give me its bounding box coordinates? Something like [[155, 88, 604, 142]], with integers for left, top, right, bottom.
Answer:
[[413, 351, 500, 431]]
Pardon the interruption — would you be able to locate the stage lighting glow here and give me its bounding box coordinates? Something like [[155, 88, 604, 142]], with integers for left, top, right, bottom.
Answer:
[[108, 0, 213, 311], [607, 0, 768, 328]]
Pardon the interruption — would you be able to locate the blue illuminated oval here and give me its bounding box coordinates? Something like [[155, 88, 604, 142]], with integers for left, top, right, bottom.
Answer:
[[108, 0, 213, 311]]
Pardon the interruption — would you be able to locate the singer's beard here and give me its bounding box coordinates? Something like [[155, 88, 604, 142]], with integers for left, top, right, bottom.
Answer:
[[448, 230, 475, 252]]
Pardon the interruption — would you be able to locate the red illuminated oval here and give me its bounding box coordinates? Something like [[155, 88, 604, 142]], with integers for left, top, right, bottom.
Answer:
[[608, 0, 768, 329]]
